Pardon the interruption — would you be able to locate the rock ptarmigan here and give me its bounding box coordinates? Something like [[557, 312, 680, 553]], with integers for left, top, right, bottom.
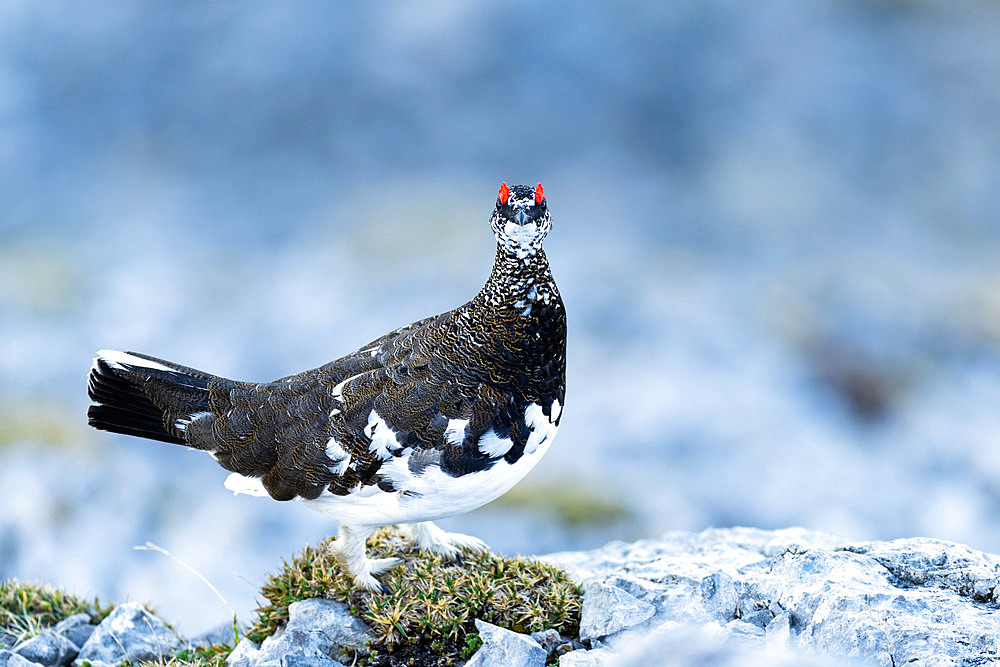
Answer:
[[87, 182, 566, 591]]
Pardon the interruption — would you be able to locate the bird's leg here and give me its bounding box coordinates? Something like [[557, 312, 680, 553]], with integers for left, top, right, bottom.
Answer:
[[398, 521, 488, 563], [327, 524, 402, 592]]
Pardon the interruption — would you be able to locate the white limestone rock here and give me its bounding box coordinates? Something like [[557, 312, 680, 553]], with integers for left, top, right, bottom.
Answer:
[[225, 638, 260, 667], [464, 620, 546, 667], [253, 598, 372, 667], [579, 581, 656, 641], [556, 646, 616, 666], [545, 527, 1000, 666], [72, 602, 179, 666]]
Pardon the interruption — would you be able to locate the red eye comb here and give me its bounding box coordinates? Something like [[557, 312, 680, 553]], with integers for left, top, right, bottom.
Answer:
[[535, 183, 545, 204], [498, 182, 510, 205]]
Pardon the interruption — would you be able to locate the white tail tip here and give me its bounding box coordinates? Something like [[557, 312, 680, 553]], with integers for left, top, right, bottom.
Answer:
[[97, 349, 173, 373]]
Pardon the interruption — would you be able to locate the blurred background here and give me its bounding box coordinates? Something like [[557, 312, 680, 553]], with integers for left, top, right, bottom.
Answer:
[[1, 0, 999, 634]]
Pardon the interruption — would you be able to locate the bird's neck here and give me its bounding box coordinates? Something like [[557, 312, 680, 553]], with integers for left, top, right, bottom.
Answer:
[[475, 244, 559, 310]]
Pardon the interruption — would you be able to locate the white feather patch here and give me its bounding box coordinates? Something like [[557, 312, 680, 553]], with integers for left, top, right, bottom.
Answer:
[[444, 418, 469, 446], [524, 401, 560, 455], [224, 473, 268, 497], [330, 454, 352, 476], [365, 410, 401, 460], [326, 437, 348, 460], [174, 410, 213, 432], [98, 349, 173, 373], [332, 372, 364, 403], [325, 436, 351, 475], [477, 429, 513, 458]]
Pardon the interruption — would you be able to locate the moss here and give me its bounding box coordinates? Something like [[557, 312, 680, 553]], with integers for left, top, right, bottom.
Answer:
[[0, 579, 111, 646], [246, 526, 581, 666]]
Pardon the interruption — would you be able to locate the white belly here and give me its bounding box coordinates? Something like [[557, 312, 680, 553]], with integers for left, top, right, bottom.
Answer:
[[302, 430, 555, 528]]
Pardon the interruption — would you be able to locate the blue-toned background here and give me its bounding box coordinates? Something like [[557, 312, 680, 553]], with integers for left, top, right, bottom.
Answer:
[[2, 1, 999, 632]]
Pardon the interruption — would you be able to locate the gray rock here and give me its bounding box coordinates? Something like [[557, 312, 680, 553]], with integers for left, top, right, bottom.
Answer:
[[73, 602, 179, 666], [464, 620, 546, 667], [0, 649, 45, 667], [51, 615, 95, 651], [253, 598, 371, 667], [544, 527, 1000, 666], [557, 647, 615, 666], [529, 628, 561, 655], [0, 633, 19, 650], [742, 608, 775, 629], [225, 638, 260, 666], [14, 631, 78, 666], [579, 581, 656, 641]]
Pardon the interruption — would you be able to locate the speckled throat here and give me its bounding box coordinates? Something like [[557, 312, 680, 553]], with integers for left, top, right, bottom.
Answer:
[[464, 244, 566, 411]]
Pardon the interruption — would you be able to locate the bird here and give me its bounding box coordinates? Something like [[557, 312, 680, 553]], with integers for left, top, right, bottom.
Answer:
[[86, 182, 566, 591]]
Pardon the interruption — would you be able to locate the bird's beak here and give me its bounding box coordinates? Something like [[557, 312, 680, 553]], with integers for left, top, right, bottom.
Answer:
[[515, 210, 529, 225]]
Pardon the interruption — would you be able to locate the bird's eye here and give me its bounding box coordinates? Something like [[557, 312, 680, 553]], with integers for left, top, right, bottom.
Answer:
[[498, 182, 510, 206], [534, 182, 545, 205]]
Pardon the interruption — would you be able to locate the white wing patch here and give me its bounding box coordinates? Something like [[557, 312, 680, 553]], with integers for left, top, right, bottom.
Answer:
[[524, 400, 560, 455], [326, 437, 348, 460], [365, 410, 402, 460], [444, 418, 469, 446], [477, 429, 513, 458]]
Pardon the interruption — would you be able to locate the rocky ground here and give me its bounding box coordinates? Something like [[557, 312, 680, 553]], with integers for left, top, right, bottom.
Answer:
[[3, 527, 999, 666]]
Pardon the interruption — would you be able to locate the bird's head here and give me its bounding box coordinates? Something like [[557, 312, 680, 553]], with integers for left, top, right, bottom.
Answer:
[[490, 182, 551, 258]]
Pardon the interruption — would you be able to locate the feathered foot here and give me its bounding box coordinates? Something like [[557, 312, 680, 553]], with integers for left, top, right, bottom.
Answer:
[[328, 524, 402, 593], [398, 521, 488, 563]]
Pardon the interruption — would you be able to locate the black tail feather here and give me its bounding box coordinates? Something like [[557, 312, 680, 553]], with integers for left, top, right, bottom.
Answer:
[[86, 355, 203, 446], [87, 404, 184, 445]]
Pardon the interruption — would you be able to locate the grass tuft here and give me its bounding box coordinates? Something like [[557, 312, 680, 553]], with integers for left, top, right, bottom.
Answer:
[[143, 642, 233, 667], [0, 579, 111, 647], [246, 526, 581, 666]]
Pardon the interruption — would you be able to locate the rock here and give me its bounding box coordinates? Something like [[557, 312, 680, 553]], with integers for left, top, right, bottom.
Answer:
[[0, 649, 45, 667], [557, 646, 616, 666], [579, 581, 656, 641], [253, 598, 372, 667], [51, 615, 95, 651], [614, 622, 840, 667], [700, 572, 739, 621], [464, 620, 546, 667], [225, 638, 260, 666], [14, 631, 78, 666], [0, 633, 18, 650], [545, 527, 1000, 665], [73, 602, 179, 666], [529, 628, 561, 655]]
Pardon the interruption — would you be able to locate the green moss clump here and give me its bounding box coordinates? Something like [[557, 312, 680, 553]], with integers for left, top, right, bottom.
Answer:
[[246, 527, 582, 666], [0, 579, 111, 646]]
